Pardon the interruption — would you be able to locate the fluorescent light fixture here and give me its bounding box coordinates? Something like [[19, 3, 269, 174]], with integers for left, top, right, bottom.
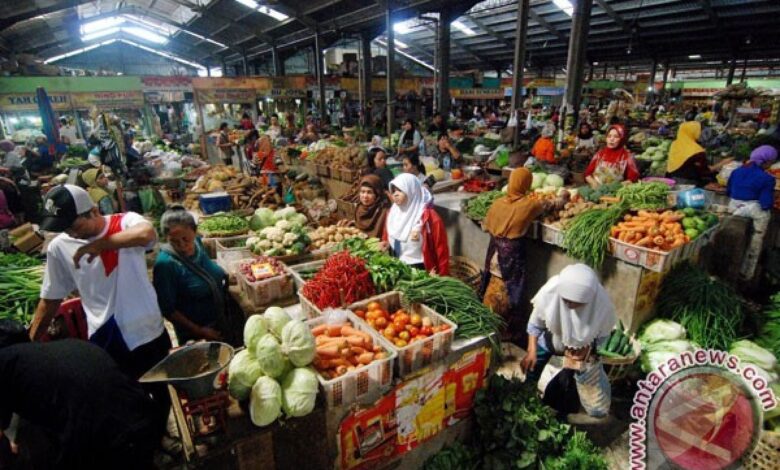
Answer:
[[258, 6, 289, 21], [44, 39, 118, 63], [181, 29, 228, 48], [393, 20, 415, 34], [234, 1, 288, 21], [81, 16, 126, 34], [122, 26, 168, 44], [374, 39, 435, 72], [688, 54, 701, 59], [553, 0, 574, 17], [647, 86, 653, 92], [451, 20, 476, 36], [198, 67, 224, 77], [393, 39, 409, 49], [593, 61, 599, 65], [118, 39, 205, 70], [80, 27, 120, 42]]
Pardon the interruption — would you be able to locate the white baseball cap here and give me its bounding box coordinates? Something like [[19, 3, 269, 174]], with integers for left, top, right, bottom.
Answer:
[[40, 184, 96, 232]]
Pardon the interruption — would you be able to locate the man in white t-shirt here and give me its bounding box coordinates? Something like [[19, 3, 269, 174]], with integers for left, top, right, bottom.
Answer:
[[29, 185, 170, 381]]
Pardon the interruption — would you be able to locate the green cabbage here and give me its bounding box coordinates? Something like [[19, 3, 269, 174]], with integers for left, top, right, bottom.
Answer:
[[250, 208, 276, 231], [250, 376, 282, 427], [274, 206, 297, 220], [264, 306, 292, 338], [730, 340, 777, 371], [288, 213, 308, 227], [281, 319, 316, 367], [255, 334, 290, 378], [228, 349, 263, 400], [639, 319, 686, 344], [544, 174, 564, 188], [531, 172, 546, 190], [281, 367, 319, 418], [643, 339, 694, 354], [244, 315, 269, 356], [640, 351, 679, 373]]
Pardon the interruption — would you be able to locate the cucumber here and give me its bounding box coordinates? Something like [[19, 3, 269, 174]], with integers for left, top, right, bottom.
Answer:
[[606, 330, 621, 352], [616, 334, 629, 354], [598, 349, 623, 359], [621, 341, 632, 356]]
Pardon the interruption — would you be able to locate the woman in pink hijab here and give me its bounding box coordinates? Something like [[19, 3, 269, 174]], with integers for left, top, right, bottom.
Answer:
[[0, 189, 15, 229]]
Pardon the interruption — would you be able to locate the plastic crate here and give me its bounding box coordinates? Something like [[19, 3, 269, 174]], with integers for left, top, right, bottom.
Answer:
[[288, 260, 326, 289], [235, 259, 295, 308], [347, 292, 457, 377], [201, 234, 250, 259], [608, 223, 720, 272], [541, 223, 565, 247], [215, 238, 252, 281], [298, 292, 323, 319], [199, 192, 232, 215], [306, 311, 396, 408]]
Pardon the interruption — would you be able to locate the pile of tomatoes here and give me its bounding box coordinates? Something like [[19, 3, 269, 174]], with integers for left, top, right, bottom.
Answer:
[[354, 301, 449, 348]]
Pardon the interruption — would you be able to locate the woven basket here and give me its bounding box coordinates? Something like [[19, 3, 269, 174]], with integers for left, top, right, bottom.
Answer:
[[600, 335, 641, 383], [449, 256, 482, 293], [744, 431, 780, 470]]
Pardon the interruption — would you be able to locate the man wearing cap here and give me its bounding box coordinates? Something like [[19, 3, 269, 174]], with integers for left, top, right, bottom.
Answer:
[[29, 184, 170, 380]]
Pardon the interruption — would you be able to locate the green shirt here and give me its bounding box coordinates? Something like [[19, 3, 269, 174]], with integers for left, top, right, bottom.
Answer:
[[153, 239, 226, 342]]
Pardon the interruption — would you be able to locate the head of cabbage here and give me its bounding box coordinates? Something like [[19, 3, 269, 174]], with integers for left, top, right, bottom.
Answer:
[[281, 320, 316, 367], [255, 334, 290, 379], [250, 208, 276, 231], [228, 349, 263, 400], [281, 367, 319, 418], [639, 319, 686, 344], [244, 315, 269, 356], [264, 306, 292, 338], [250, 376, 282, 427]]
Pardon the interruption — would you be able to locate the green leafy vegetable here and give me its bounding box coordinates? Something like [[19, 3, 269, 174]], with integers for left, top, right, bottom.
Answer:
[[463, 191, 504, 221], [0, 253, 44, 325], [615, 182, 669, 210], [198, 214, 249, 236], [563, 203, 627, 269]]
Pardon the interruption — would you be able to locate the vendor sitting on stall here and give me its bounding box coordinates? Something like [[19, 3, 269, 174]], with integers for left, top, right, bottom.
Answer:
[[584, 124, 640, 187], [521, 264, 616, 419], [531, 125, 557, 163], [153, 206, 227, 343], [353, 175, 391, 239], [239, 112, 254, 131], [366, 147, 394, 189], [384, 173, 449, 275], [480, 168, 546, 343], [429, 133, 462, 172], [297, 122, 320, 145], [266, 114, 282, 141], [575, 122, 596, 152], [427, 112, 448, 136], [24, 137, 54, 175], [727, 145, 778, 280], [217, 122, 233, 166], [397, 119, 423, 158], [666, 121, 732, 185], [81, 168, 116, 215]]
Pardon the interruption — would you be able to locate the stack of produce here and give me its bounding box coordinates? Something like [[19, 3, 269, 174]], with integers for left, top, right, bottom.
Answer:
[[578, 182, 622, 203], [310, 320, 390, 379], [224, 177, 280, 210], [58, 157, 87, 170], [397, 276, 504, 351], [302, 252, 376, 309], [462, 190, 503, 221], [655, 262, 743, 351], [246, 207, 310, 257], [424, 376, 607, 469], [190, 165, 241, 193], [353, 301, 448, 348], [679, 208, 719, 240], [340, 238, 419, 293], [636, 138, 672, 175], [237, 256, 287, 282], [301, 198, 339, 225], [198, 213, 249, 238], [597, 321, 635, 359], [228, 307, 318, 426], [615, 181, 669, 210], [757, 291, 780, 359], [543, 200, 603, 229], [310, 145, 365, 171], [730, 338, 780, 431], [530, 172, 565, 194], [639, 319, 695, 372], [563, 203, 627, 268], [309, 225, 367, 252], [0, 253, 44, 325], [610, 210, 690, 250]]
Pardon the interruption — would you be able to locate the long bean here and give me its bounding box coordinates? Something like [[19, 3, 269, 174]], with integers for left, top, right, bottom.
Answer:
[[0, 254, 45, 326], [562, 203, 627, 269]]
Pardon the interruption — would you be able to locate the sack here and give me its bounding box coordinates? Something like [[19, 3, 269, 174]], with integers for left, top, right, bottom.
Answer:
[[539, 357, 581, 417]]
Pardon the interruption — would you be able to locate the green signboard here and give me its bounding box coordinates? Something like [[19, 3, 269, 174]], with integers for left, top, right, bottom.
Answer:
[[0, 76, 143, 93]]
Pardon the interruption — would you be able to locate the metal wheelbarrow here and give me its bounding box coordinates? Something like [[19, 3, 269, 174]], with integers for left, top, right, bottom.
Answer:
[[140, 342, 235, 400]]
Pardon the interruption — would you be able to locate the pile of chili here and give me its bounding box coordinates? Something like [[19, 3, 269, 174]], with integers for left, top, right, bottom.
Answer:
[[302, 251, 376, 309]]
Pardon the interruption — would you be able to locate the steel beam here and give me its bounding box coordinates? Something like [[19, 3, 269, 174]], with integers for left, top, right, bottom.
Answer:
[[314, 30, 327, 124], [512, 0, 530, 148], [386, 5, 396, 136], [436, 10, 451, 117], [562, 0, 593, 130]]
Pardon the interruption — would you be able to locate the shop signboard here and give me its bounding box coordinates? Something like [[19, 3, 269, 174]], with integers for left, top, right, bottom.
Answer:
[[450, 88, 504, 100], [586, 80, 624, 90], [269, 88, 308, 99], [0, 93, 71, 112], [683, 88, 722, 97], [194, 88, 256, 104], [141, 76, 193, 93], [736, 107, 761, 115], [70, 90, 144, 110], [191, 77, 271, 90], [537, 87, 565, 96], [143, 91, 186, 104]]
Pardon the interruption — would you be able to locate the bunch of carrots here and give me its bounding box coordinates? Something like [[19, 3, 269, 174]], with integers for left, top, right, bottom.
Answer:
[[311, 321, 388, 379], [610, 210, 690, 251]]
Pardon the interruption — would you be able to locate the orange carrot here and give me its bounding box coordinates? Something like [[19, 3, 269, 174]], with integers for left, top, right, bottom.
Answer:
[[374, 352, 387, 360], [327, 324, 346, 337], [357, 352, 375, 365], [311, 324, 328, 336], [316, 344, 341, 358], [351, 346, 368, 355], [345, 336, 367, 348], [341, 325, 371, 341]]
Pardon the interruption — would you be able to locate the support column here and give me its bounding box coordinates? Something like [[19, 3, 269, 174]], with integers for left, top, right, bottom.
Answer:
[[272, 46, 284, 76], [646, 59, 658, 104], [588, 64, 594, 82], [314, 30, 327, 126], [242, 55, 249, 76], [661, 61, 670, 102], [512, 0, 530, 148], [726, 59, 737, 85], [386, 4, 396, 136], [436, 10, 451, 117], [562, 0, 593, 131], [360, 33, 372, 128], [740, 57, 748, 83], [603, 63, 608, 79]]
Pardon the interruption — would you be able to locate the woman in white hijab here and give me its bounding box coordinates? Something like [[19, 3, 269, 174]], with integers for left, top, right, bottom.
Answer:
[[383, 173, 450, 275], [520, 264, 616, 417]]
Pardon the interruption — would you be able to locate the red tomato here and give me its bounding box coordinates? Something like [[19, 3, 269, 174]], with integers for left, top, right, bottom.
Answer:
[[383, 325, 396, 339], [375, 317, 388, 329], [355, 309, 366, 319], [367, 301, 382, 311], [410, 314, 423, 326], [394, 339, 408, 347], [398, 331, 410, 341], [408, 326, 420, 336], [420, 326, 433, 336], [367, 319, 376, 328]]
